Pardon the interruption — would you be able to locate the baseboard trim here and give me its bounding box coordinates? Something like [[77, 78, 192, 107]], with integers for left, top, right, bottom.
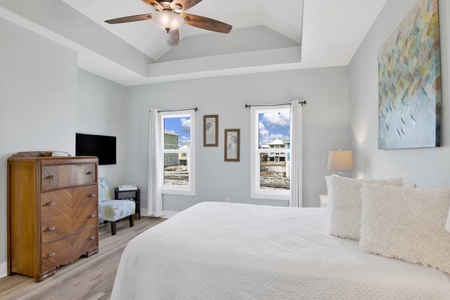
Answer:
[[0, 261, 7, 279]]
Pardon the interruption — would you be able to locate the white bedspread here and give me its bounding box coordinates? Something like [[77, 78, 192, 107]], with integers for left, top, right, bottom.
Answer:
[[111, 202, 450, 300]]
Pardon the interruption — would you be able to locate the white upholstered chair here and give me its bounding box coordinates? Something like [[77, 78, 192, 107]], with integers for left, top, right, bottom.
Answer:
[[98, 177, 136, 235]]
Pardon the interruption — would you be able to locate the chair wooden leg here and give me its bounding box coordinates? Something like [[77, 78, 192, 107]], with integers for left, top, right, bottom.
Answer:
[[110, 221, 117, 235], [129, 215, 134, 228]]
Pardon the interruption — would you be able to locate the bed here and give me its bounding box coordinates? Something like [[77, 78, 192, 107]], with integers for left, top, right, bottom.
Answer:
[[111, 202, 450, 299]]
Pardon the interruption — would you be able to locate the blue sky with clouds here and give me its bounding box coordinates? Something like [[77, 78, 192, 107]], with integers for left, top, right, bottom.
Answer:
[[164, 117, 191, 147], [258, 110, 290, 147]]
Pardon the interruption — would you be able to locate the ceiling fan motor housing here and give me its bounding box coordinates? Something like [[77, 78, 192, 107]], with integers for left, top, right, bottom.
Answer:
[[156, 0, 182, 11]]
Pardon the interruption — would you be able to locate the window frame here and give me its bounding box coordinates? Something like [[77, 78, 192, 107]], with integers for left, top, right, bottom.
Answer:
[[160, 110, 196, 196], [250, 106, 291, 200]]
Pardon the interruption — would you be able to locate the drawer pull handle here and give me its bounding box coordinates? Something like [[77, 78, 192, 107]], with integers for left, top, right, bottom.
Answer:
[[87, 193, 96, 198], [44, 175, 56, 180], [88, 235, 96, 241], [43, 201, 56, 206], [88, 214, 96, 219], [44, 226, 56, 232], [44, 252, 56, 259], [85, 171, 93, 175]]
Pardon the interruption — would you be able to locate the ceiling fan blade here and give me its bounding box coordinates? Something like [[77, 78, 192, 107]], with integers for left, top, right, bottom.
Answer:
[[167, 29, 180, 46], [141, 0, 163, 11], [105, 14, 152, 24], [171, 0, 202, 12], [181, 13, 232, 34]]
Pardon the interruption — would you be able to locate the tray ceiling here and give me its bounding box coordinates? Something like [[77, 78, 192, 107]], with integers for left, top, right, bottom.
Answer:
[[0, 0, 387, 85]]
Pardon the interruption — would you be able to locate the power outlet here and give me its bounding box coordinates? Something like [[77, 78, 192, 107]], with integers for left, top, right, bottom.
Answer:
[[224, 198, 230, 202]]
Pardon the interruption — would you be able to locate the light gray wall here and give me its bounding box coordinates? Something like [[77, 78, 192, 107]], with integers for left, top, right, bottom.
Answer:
[[76, 69, 127, 189], [0, 18, 77, 272], [0, 0, 153, 76], [124, 67, 351, 213], [348, 0, 450, 187]]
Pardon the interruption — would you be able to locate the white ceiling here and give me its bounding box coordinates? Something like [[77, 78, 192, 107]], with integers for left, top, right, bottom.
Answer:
[[0, 0, 387, 86], [64, 0, 304, 61]]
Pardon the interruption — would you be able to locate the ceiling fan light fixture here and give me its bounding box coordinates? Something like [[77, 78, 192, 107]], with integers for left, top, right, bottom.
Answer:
[[172, 3, 183, 13], [152, 10, 184, 32]]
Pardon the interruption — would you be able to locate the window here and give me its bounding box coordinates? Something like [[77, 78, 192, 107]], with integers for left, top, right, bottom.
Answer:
[[251, 106, 291, 200], [161, 111, 195, 195]]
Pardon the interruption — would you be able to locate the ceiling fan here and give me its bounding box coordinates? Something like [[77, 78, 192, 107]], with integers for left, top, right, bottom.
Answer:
[[105, 0, 232, 46]]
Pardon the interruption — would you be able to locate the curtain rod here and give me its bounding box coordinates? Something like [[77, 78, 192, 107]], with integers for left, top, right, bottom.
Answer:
[[244, 101, 307, 109], [150, 107, 198, 113]]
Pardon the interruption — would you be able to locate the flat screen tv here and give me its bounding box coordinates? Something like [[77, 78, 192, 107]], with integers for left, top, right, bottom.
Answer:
[[76, 133, 116, 165]]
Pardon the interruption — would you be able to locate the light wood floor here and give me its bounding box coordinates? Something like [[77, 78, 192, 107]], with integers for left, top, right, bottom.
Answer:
[[0, 217, 166, 300]]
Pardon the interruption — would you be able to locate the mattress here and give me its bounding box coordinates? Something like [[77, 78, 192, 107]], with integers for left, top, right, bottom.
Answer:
[[111, 202, 450, 300]]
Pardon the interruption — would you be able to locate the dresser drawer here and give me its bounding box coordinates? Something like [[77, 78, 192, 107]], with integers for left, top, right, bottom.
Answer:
[[41, 208, 97, 245], [41, 227, 98, 271], [40, 190, 72, 218], [41, 164, 96, 191], [41, 186, 97, 219]]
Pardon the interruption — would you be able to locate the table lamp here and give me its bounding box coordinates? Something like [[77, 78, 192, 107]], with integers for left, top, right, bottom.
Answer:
[[327, 150, 354, 176], [446, 206, 450, 233]]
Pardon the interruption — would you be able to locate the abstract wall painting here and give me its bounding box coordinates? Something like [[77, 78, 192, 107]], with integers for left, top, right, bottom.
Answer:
[[378, 0, 441, 149]]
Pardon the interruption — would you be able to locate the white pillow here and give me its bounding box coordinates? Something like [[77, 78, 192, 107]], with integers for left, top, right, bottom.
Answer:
[[325, 176, 332, 195], [325, 176, 332, 205], [328, 175, 402, 240], [359, 184, 450, 275]]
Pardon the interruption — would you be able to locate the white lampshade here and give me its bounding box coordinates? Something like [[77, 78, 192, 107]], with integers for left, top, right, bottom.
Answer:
[[327, 150, 354, 176], [446, 206, 450, 233], [152, 11, 184, 32]]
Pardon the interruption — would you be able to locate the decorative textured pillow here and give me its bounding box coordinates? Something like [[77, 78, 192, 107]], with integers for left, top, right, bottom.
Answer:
[[328, 175, 402, 240], [359, 184, 450, 275], [325, 176, 332, 195], [325, 176, 332, 205]]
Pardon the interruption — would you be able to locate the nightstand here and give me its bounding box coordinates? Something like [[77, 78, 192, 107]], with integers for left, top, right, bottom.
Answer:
[[115, 187, 141, 220], [319, 195, 328, 208]]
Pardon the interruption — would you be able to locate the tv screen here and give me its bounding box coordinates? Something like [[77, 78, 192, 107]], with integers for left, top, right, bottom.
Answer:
[[76, 133, 116, 165]]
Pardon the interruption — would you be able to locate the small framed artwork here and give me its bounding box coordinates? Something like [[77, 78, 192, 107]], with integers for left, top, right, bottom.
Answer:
[[203, 115, 219, 147], [224, 129, 240, 162]]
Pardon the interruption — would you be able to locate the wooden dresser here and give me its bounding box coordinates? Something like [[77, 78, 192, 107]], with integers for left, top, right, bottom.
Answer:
[[7, 152, 99, 282]]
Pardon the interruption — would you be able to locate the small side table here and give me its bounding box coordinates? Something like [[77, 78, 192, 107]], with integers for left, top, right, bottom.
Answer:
[[115, 187, 141, 220], [319, 195, 328, 208]]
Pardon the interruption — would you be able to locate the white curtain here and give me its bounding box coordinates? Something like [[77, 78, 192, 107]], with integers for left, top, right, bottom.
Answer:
[[289, 100, 303, 207], [147, 109, 163, 217]]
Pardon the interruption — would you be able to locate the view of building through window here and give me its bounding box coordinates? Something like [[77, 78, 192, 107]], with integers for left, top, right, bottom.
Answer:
[[163, 116, 191, 186], [258, 109, 291, 190]]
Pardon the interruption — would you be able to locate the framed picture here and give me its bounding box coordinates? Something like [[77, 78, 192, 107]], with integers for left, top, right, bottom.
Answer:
[[378, 0, 441, 149], [203, 115, 219, 147], [224, 129, 240, 162]]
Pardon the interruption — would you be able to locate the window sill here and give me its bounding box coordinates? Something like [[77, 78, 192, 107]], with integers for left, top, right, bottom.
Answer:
[[250, 192, 289, 201], [162, 188, 195, 196]]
